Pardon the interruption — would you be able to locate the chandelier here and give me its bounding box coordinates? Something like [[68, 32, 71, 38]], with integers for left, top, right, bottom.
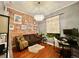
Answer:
[[34, 15, 44, 21], [34, 2, 45, 21]]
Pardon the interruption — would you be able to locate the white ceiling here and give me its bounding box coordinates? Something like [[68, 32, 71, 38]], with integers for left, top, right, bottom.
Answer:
[[7, 1, 77, 16]]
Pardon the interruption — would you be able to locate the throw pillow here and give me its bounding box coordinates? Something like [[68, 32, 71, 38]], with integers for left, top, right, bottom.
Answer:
[[17, 35, 28, 50], [20, 36, 25, 41]]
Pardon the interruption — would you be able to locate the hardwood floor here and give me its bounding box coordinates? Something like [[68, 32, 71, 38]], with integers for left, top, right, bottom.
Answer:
[[13, 43, 61, 58]]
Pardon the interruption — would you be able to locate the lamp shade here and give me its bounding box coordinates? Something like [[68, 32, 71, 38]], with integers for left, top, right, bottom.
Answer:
[[34, 15, 44, 21]]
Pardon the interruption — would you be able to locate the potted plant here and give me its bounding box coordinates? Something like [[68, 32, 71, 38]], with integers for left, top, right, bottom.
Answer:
[[46, 34, 54, 42]]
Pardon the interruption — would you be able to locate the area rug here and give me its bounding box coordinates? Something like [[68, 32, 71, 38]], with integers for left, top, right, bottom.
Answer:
[[28, 44, 45, 53]]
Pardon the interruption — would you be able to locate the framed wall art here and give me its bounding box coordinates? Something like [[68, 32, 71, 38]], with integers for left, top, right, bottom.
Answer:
[[14, 14, 22, 24], [21, 25, 27, 30], [9, 24, 14, 31]]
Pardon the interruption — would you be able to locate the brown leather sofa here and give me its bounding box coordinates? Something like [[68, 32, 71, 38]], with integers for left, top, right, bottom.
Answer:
[[15, 34, 42, 51]]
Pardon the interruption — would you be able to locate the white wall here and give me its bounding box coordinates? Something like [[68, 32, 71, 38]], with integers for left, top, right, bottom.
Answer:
[[60, 2, 79, 37], [38, 21, 46, 33]]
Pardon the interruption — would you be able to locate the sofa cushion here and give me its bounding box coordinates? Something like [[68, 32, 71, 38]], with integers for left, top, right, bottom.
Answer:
[[23, 35, 30, 42], [29, 34, 36, 42]]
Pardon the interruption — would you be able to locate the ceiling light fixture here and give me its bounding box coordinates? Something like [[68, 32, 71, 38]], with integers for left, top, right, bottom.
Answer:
[[34, 15, 44, 21], [34, 2, 45, 21]]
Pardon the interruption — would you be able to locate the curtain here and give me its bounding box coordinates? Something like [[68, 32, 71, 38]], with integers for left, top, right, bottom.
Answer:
[[46, 15, 60, 33]]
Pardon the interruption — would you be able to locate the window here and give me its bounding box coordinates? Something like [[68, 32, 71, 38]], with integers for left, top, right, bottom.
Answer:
[[46, 16, 60, 33]]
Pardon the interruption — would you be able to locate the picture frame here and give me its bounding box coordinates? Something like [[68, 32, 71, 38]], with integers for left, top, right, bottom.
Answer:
[[9, 24, 14, 30], [21, 25, 27, 30], [14, 14, 22, 24]]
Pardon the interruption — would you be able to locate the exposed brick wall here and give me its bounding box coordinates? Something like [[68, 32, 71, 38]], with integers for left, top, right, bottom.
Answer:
[[7, 8, 37, 46]]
